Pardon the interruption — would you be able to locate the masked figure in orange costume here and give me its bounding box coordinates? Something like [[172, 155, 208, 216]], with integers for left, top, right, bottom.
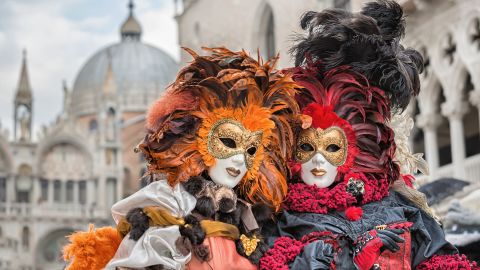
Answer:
[[63, 47, 298, 270]]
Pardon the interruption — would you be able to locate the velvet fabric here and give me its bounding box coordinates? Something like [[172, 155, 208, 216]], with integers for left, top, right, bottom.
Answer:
[[262, 192, 458, 269]]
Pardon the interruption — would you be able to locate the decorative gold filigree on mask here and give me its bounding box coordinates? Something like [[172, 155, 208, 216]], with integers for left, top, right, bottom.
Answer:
[[207, 119, 263, 168], [295, 126, 348, 166]]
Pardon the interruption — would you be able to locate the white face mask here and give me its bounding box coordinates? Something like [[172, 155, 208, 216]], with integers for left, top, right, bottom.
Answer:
[[208, 153, 247, 188], [301, 152, 338, 188]]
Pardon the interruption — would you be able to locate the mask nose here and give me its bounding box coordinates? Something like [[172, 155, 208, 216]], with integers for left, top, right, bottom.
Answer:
[[312, 153, 326, 166], [232, 154, 245, 166]]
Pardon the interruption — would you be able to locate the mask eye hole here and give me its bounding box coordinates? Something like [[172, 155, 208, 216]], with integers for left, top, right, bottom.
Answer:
[[326, 144, 340, 152], [300, 143, 314, 152], [220, 138, 236, 148], [247, 146, 257, 155]]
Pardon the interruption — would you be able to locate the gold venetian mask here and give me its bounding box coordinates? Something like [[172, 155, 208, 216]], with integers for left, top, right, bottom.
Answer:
[[207, 119, 263, 168], [295, 126, 348, 166]]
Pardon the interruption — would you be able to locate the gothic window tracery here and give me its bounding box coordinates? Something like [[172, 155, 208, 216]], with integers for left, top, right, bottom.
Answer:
[[442, 33, 456, 64], [22, 226, 29, 250], [468, 17, 480, 50]]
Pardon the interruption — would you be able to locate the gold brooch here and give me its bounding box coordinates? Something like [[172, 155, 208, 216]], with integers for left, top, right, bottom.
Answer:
[[240, 234, 260, 256]]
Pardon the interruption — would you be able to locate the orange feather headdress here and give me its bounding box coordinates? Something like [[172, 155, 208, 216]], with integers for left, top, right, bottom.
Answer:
[[139, 47, 299, 210]]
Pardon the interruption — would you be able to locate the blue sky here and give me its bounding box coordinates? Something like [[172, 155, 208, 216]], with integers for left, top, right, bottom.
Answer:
[[0, 0, 179, 139]]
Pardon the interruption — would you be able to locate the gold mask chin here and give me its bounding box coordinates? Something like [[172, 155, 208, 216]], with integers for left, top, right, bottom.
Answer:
[[295, 126, 348, 166], [207, 119, 263, 169]]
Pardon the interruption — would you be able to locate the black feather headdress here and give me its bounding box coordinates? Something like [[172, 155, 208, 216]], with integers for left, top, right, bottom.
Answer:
[[291, 0, 423, 111]]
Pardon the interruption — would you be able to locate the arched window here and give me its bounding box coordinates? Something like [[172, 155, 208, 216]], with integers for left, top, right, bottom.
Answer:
[[334, 0, 351, 9], [438, 87, 452, 166], [40, 178, 48, 202], [22, 226, 29, 249], [89, 119, 98, 132], [0, 177, 6, 202], [106, 178, 117, 206], [53, 180, 61, 202], [66, 181, 74, 202], [106, 107, 116, 141], [258, 4, 276, 60], [79, 180, 87, 205]]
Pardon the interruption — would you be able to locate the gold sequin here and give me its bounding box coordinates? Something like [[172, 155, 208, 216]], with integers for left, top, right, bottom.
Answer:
[[207, 119, 263, 168], [295, 126, 348, 166], [240, 234, 260, 256]]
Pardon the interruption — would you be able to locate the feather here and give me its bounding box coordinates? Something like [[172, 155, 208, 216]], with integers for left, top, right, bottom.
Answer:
[[291, 0, 423, 111]]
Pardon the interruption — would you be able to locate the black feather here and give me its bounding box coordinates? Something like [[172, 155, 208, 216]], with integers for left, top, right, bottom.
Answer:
[[196, 196, 216, 218], [182, 176, 205, 196], [291, 0, 424, 111], [126, 207, 149, 241], [251, 203, 273, 227]]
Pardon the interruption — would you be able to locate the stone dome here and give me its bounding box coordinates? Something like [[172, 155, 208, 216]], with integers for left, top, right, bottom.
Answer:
[[70, 2, 178, 116]]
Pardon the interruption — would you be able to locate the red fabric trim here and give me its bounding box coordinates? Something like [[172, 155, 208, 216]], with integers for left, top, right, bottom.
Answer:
[[259, 231, 340, 270], [283, 181, 356, 214], [402, 174, 415, 188], [345, 206, 363, 221], [259, 237, 304, 270], [283, 172, 390, 213], [354, 237, 383, 270], [416, 254, 479, 270]]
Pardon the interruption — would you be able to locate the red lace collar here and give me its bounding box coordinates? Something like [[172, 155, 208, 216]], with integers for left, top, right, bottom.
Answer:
[[283, 172, 390, 214]]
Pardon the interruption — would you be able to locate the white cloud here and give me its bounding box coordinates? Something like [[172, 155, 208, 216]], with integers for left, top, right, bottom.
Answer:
[[0, 0, 178, 140]]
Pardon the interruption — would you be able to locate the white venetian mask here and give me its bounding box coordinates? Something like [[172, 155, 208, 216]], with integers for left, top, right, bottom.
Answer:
[[208, 153, 247, 188], [300, 152, 338, 188], [295, 126, 347, 188]]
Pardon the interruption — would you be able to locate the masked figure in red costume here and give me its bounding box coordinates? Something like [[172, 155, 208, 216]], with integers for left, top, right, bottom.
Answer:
[[260, 1, 479, 269]]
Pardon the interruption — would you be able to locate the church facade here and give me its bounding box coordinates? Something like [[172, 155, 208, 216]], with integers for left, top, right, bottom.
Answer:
[[0, 3, 177, 269]]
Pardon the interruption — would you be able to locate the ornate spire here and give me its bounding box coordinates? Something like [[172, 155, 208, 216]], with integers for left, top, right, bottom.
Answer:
[[14, 49, 33, 142], [120, 0, 142, 41], [15, 49, 32, 105]]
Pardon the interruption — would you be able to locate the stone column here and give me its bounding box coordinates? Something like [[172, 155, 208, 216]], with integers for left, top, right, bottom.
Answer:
[[416, 113, 442, 178], [60, 180, 67, 203], [86, 179, 94, 206], [7, 175, 15, 203], [47, 179, 54, 204], [31, 177, 40, 204], [469, 90, 480, 132], [73, 181, 79, 204], [442, 101, 469, 179]]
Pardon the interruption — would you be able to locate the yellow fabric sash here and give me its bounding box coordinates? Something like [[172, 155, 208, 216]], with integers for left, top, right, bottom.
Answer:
[[116, 206, 239, 240]]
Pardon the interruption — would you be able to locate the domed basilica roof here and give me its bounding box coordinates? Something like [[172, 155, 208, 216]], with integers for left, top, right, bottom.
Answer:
[[70, 1, 178, 116]]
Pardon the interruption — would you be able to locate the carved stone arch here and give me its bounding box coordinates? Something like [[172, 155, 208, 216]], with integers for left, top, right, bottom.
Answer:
[[35, 227, 75, 269], [35, 134, 93, 180], [446, 63, 470, 104], [459, 10, 480, 89], [430, 28, 460, 82], [459, 9, 480, 58], [418, 75, 442, 115]]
